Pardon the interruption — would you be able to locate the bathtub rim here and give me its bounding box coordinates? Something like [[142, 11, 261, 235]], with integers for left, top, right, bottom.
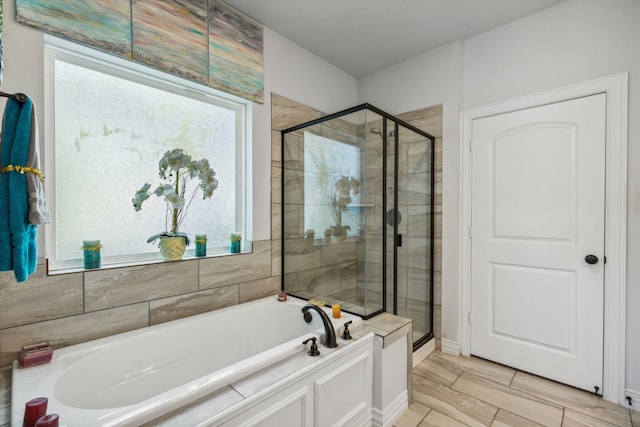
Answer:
[[11, 295, 362, 426]]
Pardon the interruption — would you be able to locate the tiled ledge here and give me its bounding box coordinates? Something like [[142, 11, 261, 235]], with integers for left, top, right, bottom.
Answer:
[[361, 312, 413, 348]]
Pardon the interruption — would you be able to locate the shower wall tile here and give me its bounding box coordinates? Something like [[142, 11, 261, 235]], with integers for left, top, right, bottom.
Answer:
[[435, 137, 443, 172], [434, 210, 442, 239], [298, 265, 341, 297], [435, 169, 443, 200], [339, 261, 357, 293], [396, 205, 409, 235], [0, 303, 149, 366], [271, 239, 281, 277], [282, 239, 322, 274], [364, 234, 383, 261], [297, 135, 306, 171], [0, 263, 83, 329], [398, 237, 430, 271], [150, 285, 239, 325], [407, 139, 432, 174], [271, 93, 322, 131], [407, 205, 430, 238], [321, 240, 357, 265], [434, 303, 442, 344], [395, 266, 409, 299], [433, 271, 442, 306], [398, 104, 443, 139], [362, 261, 384, 294], [408, 268, 430, 303], [272, 129, 282, 167], [272, 203, 281, 240], [282, 169, 304, 204], [398, 172, 431, 206], [199, 240, 271, 290], [239, 276, 280, 303], [84, 260, 198, 312], [320, 118, 359, 146], [282, 133, 300, 170], [272, 166, 282, 206], [366, 206, 384, 235], [283, 205, 301, 238], [284, 272, 299, 292]]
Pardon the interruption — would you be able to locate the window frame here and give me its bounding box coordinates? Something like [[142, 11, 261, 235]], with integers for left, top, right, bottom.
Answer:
[[43, 35, 252, 273]]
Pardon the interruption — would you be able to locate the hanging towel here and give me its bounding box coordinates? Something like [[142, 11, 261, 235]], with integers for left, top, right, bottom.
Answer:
[[0, 97, 38, 282], [25, 102, 50, 225]]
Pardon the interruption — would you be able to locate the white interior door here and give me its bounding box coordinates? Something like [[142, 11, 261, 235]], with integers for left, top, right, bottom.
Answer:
[[470, 94, 606, 393]]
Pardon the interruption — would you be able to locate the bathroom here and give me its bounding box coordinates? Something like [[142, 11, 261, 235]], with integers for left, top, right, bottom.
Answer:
[[1, 0, 639, 426]]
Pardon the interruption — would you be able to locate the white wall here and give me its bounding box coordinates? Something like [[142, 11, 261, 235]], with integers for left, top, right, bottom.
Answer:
[[0, 1, 359, 244], [359, 0, 640, 398], [358, 41, 463, 349], [254, 28, 358, 240]]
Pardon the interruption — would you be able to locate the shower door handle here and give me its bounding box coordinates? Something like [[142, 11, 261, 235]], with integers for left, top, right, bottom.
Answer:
[[396, 234, 402, 247]]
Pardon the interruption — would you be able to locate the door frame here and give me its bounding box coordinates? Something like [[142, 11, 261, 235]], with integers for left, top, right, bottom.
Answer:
[[459, 73, 628, 404]]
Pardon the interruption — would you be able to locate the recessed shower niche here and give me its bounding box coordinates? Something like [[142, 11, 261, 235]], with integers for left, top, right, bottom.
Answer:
[[281, 104, 435, 349]]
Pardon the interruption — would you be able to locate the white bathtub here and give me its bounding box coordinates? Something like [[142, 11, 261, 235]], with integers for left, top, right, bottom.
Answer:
[[11, 296, 363, 426]]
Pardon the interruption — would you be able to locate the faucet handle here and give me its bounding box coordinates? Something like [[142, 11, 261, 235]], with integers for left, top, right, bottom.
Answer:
[[341, 320, 353, 340], [303, 336, 320, 356]]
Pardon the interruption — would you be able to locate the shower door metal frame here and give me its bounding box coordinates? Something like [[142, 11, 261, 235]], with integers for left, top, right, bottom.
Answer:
[[281, 104, 435, 348]]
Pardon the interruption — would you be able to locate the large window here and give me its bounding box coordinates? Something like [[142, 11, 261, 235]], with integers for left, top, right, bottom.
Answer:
[[44, 38, 250, 272]]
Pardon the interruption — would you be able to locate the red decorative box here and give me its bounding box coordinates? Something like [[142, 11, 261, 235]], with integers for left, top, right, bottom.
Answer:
[[18, 343, 53, 368]]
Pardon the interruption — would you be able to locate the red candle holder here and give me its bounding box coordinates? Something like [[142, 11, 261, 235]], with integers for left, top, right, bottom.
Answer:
[[35, 414, 59, 427], [23, 397, 47, 427]]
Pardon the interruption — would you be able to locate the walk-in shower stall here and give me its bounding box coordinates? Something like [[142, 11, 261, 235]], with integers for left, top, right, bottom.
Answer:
[[281, 104, 435, 349]]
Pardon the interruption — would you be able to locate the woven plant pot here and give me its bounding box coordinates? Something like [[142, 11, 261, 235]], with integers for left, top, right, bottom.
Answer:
[[158, 236, 187, 261]]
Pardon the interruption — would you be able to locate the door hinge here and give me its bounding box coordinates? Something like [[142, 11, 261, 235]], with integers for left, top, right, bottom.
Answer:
[[468, 226, 472, 239], [468, 139, 472, 152], [468, 312, 472, 325]]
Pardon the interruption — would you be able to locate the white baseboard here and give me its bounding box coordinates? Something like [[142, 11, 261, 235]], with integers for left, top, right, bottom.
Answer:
[[625, 388, 640, 408], [413, 339, 435, 368], [441, 338, 461, 356], [372, 391, 408, 427]]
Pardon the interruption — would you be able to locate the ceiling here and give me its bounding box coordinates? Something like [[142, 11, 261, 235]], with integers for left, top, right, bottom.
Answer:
[[224, 0, 566, 77]]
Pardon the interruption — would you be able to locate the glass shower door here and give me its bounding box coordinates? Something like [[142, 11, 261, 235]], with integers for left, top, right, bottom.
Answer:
[[387, 122, 434, 348]]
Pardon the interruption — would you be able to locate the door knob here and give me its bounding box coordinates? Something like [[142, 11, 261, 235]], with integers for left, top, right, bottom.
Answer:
[[585, 254, 599, 265]]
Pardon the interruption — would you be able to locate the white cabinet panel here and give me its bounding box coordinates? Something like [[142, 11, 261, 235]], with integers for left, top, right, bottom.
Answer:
[[315, 352, 372, 427]]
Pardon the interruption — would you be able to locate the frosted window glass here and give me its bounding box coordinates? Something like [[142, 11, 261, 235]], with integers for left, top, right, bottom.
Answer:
[[53, 59, 241, 265]]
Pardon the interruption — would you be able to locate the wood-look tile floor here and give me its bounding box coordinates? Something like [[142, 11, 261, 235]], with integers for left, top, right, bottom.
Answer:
[[395, 351, 639, 427]]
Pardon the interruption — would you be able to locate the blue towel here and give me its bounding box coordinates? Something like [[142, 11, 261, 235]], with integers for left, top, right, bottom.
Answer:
[[0, 97, 38, 282]]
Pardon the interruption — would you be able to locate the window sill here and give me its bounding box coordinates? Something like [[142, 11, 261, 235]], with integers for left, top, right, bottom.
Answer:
[[46, 242, 254, 276]]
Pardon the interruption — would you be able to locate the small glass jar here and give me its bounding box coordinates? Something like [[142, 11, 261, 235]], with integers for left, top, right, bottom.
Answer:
[[195, 234, 207, 257], [82, 240, 102, 269], [230, 232, 241, 253]]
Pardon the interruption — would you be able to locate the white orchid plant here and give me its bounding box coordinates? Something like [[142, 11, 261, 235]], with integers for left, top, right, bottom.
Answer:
[[132, 148, 218, 245]]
